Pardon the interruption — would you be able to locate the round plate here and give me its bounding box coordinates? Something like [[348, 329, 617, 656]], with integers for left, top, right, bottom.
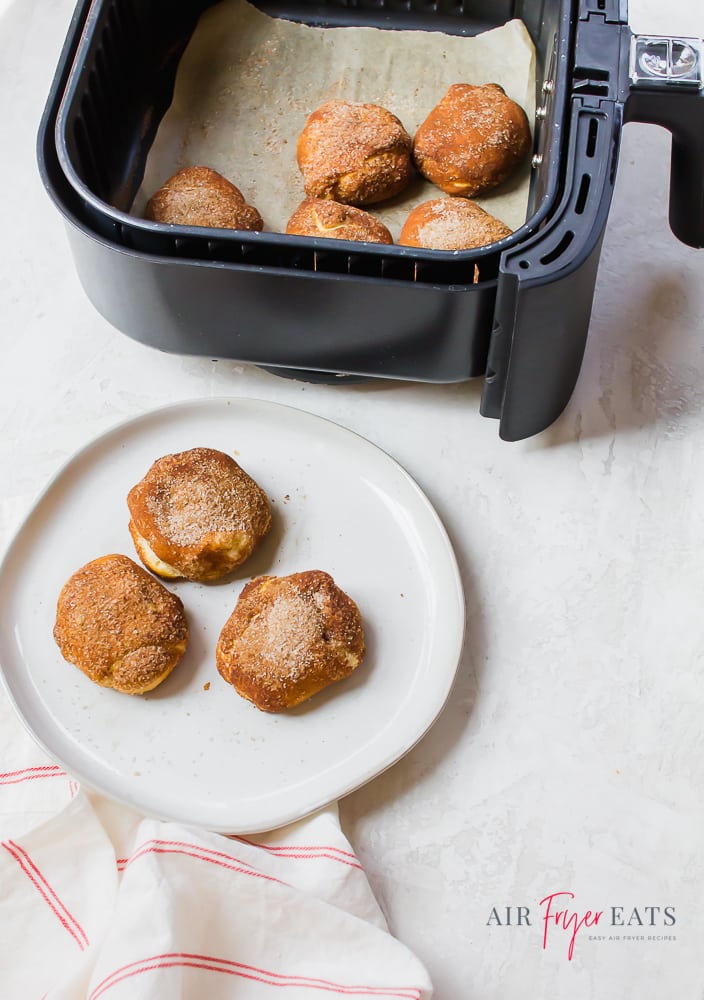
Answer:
[[0, 398, 464, 833]]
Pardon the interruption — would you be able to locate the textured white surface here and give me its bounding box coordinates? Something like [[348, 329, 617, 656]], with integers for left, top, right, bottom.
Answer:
[[1, 0, 703, 997]]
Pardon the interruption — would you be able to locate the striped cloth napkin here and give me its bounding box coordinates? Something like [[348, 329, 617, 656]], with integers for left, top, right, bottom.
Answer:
[[0, 695, 432, 999]]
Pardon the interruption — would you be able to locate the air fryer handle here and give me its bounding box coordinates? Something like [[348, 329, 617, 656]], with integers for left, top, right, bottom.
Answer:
[[625, 88, 704, 249], [480, 100, 620, 440], [625, 36, 704, 249]]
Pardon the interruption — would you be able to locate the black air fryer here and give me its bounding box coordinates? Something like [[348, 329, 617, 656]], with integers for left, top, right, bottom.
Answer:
[[38, 0, 704, 439]]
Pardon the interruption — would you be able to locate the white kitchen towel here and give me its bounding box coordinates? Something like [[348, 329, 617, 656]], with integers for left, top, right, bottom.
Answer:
[[0, 697, 432, 999]]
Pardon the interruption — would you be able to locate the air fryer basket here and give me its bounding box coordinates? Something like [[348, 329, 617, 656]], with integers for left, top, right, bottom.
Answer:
[[39, 0, 704, 439]]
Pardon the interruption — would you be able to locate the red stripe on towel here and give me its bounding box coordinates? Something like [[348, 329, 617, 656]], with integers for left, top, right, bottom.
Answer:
[[235, 837, 362, 869], [124, 839, 285, 886], [0, 765, 66, 785], [2, 840, 89, 950], [89, 952, 422, 999]]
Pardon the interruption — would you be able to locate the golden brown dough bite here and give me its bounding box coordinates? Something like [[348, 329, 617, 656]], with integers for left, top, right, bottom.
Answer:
[[399, 197, 512, 250], [297, 100, 412, 205], [286, 198, 393, 244], [413, 83, 531, 198], [53, 554, 189, 695], [127, 447, 272, 582], [216, 571, 366, 712], [145, 166, 263, 231]]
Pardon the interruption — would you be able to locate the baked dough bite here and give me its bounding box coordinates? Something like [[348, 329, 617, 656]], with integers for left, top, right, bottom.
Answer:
[[286, 198, 393, 244], [399, 197, 512, 250], [127, 447, 272, 582], [413, 84, 531, 198], [145, 166, 263, 231], [53, 554, 189, 695], [216, 571, 366, 712], [297, 100, 412, 205]]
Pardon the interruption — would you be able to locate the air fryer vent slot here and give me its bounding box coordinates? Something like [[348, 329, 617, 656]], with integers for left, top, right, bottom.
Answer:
[[347, 253, 386, 277], [586, 117, 599, 156], [539, 229, 574, 264], [574, 66, 609, 80], [574, 173, 591, 213], [298, 0, 487, 16], [312, 250, 354, 275], [573, 66, 610, 97]]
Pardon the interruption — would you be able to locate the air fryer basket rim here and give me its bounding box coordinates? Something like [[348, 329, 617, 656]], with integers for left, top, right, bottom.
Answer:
[[53, 0, 570, 270]]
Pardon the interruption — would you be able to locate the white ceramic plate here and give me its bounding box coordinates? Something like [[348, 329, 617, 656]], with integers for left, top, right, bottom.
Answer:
[[0, 398, 464, 833]]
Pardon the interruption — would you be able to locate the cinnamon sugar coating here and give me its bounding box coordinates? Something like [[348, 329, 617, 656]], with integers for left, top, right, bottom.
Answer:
[[296, 100, 412, 206], [53, 554, 189, 695], [286, 198, 393, 244], [216, 571, 366, 712], [145, 166, 263, 231], [399, 197, 512, 250], [127, 447, 272, 582], [413, 83, 531, 198]]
